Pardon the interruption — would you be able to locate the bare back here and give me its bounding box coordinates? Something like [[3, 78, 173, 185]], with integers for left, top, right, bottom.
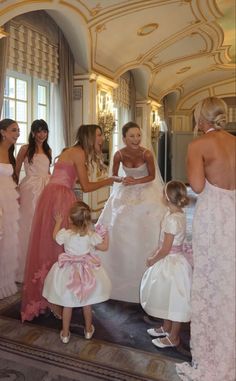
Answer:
[[187, 130, 236, 192]]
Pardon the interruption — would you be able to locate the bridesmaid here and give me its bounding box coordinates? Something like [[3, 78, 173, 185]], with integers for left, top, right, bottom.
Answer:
[[21, 124, 115, 322], [16, 119, 52, 283], [0, 118, 20, 298]]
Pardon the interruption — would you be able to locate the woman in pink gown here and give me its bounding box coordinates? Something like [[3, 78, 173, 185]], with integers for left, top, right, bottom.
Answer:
[[16, 119, 51, 283], [21, 124, 115, 322], [0, 119, 20, 298], [176, 97, 236, 381]]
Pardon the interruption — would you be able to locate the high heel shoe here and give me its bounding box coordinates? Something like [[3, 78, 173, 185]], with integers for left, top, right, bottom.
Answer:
[[84, 325, 95, 340]]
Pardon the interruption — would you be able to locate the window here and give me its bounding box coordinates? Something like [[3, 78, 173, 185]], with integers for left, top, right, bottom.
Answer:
[[2, 70, 50, 155]]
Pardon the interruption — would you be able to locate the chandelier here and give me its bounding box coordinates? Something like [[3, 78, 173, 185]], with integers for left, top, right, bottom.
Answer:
[[0, 27, 8, 39], [151, 110, 160, 143], [98, 90, 116, 141]]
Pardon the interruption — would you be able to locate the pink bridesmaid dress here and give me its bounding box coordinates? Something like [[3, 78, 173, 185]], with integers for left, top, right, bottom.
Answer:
[[17, 154, 51, 282], [0, 163, 19, 298], [21, 161, 77, 321]]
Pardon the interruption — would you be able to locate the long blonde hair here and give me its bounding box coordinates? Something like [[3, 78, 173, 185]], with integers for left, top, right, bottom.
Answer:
[[74, 124, 107, 174]]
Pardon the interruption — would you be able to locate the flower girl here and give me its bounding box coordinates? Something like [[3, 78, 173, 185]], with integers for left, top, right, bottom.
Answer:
[[140, 181, 192, 348], [43, 200, 111, 343]]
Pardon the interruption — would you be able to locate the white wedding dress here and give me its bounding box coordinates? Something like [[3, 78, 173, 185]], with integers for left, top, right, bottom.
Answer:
[[96, 161, 166, 303]]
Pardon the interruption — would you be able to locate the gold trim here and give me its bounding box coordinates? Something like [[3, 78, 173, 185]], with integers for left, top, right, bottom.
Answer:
[[59, 0, 88, 23], [176, 66, 191, 74], [137, 23, 159, 37], [0, 0, 52, 17], [177, 78, 235, 110]]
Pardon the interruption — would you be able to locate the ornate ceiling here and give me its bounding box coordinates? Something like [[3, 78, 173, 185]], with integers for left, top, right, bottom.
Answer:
[[0, 0, 235, 110]]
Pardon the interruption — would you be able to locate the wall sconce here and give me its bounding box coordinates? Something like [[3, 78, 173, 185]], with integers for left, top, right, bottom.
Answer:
[[97, 89, 116, 141], [0, 27, 8, 39], [151, 110, 160, 142]]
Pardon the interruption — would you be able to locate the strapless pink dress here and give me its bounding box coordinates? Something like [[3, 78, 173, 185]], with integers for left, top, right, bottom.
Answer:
[[21, 162, 77, 321], [17, 154, 51, 283]]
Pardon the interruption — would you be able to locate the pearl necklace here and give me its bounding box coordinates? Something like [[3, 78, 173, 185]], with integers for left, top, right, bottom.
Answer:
[[205, 127, 215, 134]]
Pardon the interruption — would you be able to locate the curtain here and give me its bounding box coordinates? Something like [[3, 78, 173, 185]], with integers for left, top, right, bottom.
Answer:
[[0, 23, 10, 116], [8, 21, 59, 83], [59, 30, 74, 146], [49, 83, 65, 165]]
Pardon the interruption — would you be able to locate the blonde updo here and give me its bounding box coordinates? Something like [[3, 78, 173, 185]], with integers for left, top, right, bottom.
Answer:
[[164, 181, 189, 208], [194, 96, 228, 130]]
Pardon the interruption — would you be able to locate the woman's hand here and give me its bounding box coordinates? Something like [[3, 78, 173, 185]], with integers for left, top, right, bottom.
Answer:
[[122, 176, 136, 186], [111, 176, 123, 183]]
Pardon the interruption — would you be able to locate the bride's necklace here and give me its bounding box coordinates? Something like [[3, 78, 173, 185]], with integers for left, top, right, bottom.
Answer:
[[205, 127, 215, 134]]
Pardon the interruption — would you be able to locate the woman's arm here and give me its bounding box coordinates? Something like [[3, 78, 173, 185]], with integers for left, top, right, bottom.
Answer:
[[187, 140, 205, 193], [15, 145, 28, 183], [73, 148, 114, 192], [146, 233, 174, 267]]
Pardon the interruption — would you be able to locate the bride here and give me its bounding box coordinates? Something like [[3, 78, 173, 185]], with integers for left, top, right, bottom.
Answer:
[[96, 121, 166, 303]]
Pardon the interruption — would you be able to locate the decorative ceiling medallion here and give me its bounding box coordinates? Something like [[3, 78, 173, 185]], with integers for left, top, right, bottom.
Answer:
[[96, 24, 106, 33], [137, 23, 159, 36], [176, 66, 191, 74], [90, 4, 102, 17]]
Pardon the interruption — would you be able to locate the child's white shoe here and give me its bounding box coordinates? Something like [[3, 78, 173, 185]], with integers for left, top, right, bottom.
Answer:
[[147, 326, 169, 338], [84, 325, 95, 340], [60, 331, 70, 344]]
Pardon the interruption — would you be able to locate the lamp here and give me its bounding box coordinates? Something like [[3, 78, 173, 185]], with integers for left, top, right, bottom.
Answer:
[[98, 89, 116, 141], [0, 27, 8, 39], [151, 110, 160, 142]]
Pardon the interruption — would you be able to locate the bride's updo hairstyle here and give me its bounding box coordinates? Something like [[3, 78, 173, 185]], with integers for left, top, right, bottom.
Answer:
[[194, 96, 228, 130]]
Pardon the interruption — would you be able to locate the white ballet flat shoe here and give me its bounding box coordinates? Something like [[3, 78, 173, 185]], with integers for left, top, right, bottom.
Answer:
[[84, 325, 95, 340], [152, 336, 178, 348], [147, 326, 169, 338], [60, 331, 71, 344]]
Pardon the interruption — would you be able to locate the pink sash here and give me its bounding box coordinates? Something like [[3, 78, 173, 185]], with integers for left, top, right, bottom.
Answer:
[[161, 242, 193, 267], [58, 252, 101, 301]]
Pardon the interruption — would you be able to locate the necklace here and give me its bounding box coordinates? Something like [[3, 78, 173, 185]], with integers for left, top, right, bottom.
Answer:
[[205, 127, 215, 134]]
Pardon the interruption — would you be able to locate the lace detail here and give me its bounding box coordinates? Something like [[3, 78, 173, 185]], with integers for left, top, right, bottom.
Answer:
[[176, 181, 236, 381]]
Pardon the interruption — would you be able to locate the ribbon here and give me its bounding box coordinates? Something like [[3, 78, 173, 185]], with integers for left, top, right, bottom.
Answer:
[[58, 252, 101, 301], [160, 241, 193, 267], [95, 223, 108, 238]]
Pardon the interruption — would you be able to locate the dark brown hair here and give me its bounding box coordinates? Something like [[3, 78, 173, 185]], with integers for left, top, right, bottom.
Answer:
[[27, 119, 51, 164], [0, 118, 18, 182], [122, 121, 140, 138]]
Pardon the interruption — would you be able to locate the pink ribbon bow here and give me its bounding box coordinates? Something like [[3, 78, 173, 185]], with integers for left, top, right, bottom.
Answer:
[[58, 252, 101, 301]]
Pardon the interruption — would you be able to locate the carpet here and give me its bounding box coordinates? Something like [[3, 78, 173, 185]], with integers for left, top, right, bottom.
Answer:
[[0, 292, 189, 381], [1, 298, 191, 361]]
